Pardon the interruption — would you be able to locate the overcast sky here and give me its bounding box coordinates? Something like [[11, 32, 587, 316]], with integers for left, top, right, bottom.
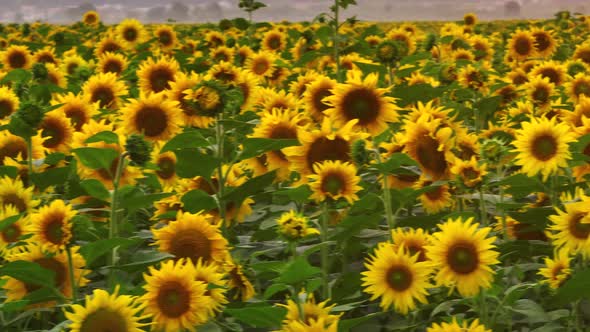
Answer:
[[2, 0, 588, 23]]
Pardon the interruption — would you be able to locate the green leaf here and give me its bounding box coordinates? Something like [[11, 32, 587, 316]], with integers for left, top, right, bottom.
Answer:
[[1, 69, 32, 83], [0, 214, 21, 232], [338, 312, 384, 332], [497, 174, 544, 200], [0, 300, 29, 312], [174, 149, 220, 179], [511, 299, 549, 324], [0, 260, 56, 290], [30, 167, 71, 191], [354, 61, 388, 78], [314, 25, 333, 45], [80, 179, 111, 201], [225, 305, 287, 328], [392, 84, 445, 107], [72, 147, 118, 171], [223, 171, 276, 207], [119, 192, 173, 212], [161, 130, 209, 153], [85, 131, 120, 144], [273, 185, 312, 204], [555, 268, 590, 304], [111, 252, 174, 272], [263, 283, 289, 299], [0, 165, 18, 178], [181, 190, 217, 213], [331, 213, 382, 241], [372, 152, 419, 175], [240, 138, 299, 160], [80, 238, 140, 266], [276, 256, 321, 285]]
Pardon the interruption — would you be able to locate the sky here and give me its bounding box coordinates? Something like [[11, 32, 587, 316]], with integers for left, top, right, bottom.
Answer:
[[2, 0, 588, 23]]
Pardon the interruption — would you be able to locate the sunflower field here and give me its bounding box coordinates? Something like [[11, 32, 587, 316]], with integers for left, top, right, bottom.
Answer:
[[3, 2, 590, 331]]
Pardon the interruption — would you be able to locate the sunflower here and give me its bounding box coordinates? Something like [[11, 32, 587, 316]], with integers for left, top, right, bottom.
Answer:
[[262, 28, 287, 52], [303, 75, 337, 121], [65, 286, 148, 332], [116, 18, 145, 48], [38, 111, 74, 153], [391, 228, 431, 262], [155, 25, 177, 51], [211, 46, 234, 63], [3, 244, 89, 303], [426, 217, 499, 297], [82, 72, 128, 110], [137, 56, 180, 95], [166, 72, 212, 128], [94, 34, 124, 57], [512, 117, 575, 181], [81, 10, 100, 25], [245, 51, 276, 78], [284, 118, 367, 178], [33, 47, 58, 65], [224, 261, 255, 301], [573, 43, 590, 66], [470, 35, 493, 61], [150, 146, 178, 191], [362, 243, 432, 314], [72, 121, 142, 189], [528, 27, 557, 58], [279, 292, 340, 329], [0, 86, 19, 120], [507, 30, 536, 61], [267, 66, 290, 87], [45, 63, 67, 88], [120, 93, 182, 142], [531, 61, 566, 86], [547, 200, 590, 257], [524, 76, 555, 111], [565, 73, 590, 103], [60, 54, 87, 76], [450, 156, 487, 188], [463, 13, 477, 26], [50, 92, 98, 132], [324, 70, 399, 135], [235, 70, 261, 114], [457, 64, 489, 93], [427, 318, 491, 332], [249, 108, 304, 180], [1, 45, 33, 70], [282, 318, 339, 332], [0, 176, 39, 213], [308, 160, 362, 204], [234, 45, 254, 67], [152, 211, 229, 264], [27, 199, 76, 252], [386, 28, 416, 55], [414, 177, 453, 214], [403, 114, 454, 180], [193, 259, 228, 316], [97, 52, 128, 76], [257, 88, 298, 114], [208, 61, 239, 84], [277, 210, 320, 240], [0, 205, 27, 252], [538, 249, 572, 290], [142, 259, 211, 332], [204, 30, 225, 48], [508, 69, 529, 85]]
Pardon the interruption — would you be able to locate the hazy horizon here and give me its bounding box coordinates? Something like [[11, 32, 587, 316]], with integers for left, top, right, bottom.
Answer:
[[1, 0, 588, 24]]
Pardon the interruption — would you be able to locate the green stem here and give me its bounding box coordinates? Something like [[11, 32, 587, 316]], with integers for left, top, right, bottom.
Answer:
[[497, 166, 508, 240], [26, 136, 33, 186], [215, 114, 227, 231], [550, 173, 559, 206], [321, 202, 331, 299], [479, 187, 487, 226], [108, 151, 128, 289], [332, 0, 340, 82], [66, 245, 77, 302], [374, 147, 396, 240]]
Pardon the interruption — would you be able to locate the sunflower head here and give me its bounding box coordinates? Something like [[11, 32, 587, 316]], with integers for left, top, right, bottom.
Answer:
[[539, 249, 572, 289], [277, 210, 320, 240], [308, 160, 362, 204], [125, 134, 152, 166]]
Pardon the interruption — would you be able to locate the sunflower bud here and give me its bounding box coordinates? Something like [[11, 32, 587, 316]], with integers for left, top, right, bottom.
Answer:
[[423, 33, 437, 52], [351, 139, 369, 167], [376, 40, 401, 64], [125, 134, 152, 167], [75, 66, 93, 82], [568, 62, 587, 77], [480, 138, 510, 165], [32, 63, 48, 82], [9, 102, 44, 138]]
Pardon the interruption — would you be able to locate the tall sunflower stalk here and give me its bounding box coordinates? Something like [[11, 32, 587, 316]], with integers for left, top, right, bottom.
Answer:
[[324, 0, 357, 82]]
